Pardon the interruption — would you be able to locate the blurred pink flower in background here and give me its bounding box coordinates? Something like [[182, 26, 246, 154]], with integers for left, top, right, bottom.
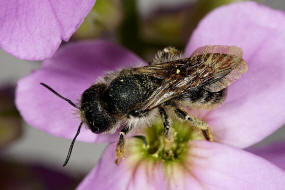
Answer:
[[16, 2, 285, 189], [0, 0, 96, 60], [247, 141, 285, 171]]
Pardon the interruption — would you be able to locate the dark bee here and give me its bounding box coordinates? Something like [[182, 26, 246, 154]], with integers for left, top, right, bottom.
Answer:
[[41, 45, 248, 166]]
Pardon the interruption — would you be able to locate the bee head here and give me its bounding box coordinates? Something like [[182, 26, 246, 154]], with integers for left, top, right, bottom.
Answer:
[[40, 82, 113, 166], [80, 84, 116, 134]]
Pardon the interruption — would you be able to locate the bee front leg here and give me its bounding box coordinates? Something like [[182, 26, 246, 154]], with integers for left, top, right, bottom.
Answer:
[[174, 107, 214, 142], [115, 126, 130, 165], [158, 106, 171, 137]]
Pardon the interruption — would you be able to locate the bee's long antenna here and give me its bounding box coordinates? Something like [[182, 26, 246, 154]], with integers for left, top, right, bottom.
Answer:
[[40, 83, 79, 109], [63, 122, 83, 167]]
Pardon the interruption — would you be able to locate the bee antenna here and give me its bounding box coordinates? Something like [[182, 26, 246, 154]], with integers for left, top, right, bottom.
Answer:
[[40, 83, 79, 109], [63, 122, 83, 167]]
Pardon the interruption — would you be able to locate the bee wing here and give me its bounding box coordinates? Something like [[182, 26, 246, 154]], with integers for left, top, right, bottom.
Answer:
[[141, 78, 189, 111], [190, 45, 248, 92], [200, 54, 248, 92], [191, 45, 243, 57], [131, 59, 200, 111], [203, 57, 248, 92], [139, 46, 248, 111], [131, 58, 201, 79]]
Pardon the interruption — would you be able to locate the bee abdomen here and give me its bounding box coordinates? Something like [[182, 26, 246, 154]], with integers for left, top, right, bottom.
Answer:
[[178, 88, 227, 108], [201, 89, 226, 104]]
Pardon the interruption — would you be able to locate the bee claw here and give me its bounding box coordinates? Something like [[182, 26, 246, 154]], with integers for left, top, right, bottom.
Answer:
[[202, 128, 214, 142], [115, 157, 121, 165]]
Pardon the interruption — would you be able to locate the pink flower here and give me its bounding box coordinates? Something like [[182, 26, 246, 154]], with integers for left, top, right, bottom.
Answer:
[[0, 0, 96, 60], [16, 2, 285, 189], [248, 141, 285, 171]]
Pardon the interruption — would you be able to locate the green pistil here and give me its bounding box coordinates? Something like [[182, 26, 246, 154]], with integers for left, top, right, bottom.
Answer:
[[129, 118, 205, 163]]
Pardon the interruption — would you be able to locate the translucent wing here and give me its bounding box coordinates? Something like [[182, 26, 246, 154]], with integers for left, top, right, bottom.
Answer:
[[191, 45, 243, 57], [191, 45, 248, 92], [130, 58, 199, 79], [140, 77, 197, 111], [203, 57, 248, 92], [137, 45, 248, 111]]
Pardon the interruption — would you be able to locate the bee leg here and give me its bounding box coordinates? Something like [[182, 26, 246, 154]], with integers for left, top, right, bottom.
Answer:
[[115, 126, 130, 165], [158, 106, 171, 137], [201, 128, 214, 142], [151, 47, 183, 65], [133, 135, 147, 145], [174, 107, 214, 142]]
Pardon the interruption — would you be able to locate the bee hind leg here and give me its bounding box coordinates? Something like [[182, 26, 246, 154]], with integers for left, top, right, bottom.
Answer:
[[150, 47, 183, 65], [115, 126, 130, 165], [174, 107, 214, 142]]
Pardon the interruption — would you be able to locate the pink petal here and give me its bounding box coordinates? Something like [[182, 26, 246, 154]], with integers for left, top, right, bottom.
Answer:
[[187, 141, 285, 190], [185, 2, 285, 148], [0, 0, 96, 60], [247, 141, 285, 171], [16, 40, 144, 143], [78, 141, 285, 190], [78, 143, 169, 190]]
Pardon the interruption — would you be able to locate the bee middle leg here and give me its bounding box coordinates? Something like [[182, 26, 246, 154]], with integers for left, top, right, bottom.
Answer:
[[158, 106, 171, 137], [174, 107, 214, 141]]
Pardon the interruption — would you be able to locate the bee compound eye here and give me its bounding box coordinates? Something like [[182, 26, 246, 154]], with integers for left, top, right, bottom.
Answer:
[[130, 110, 145, 117], [86, 114, 115, 134], [86, 121, 99, 133], [91, 126, 100, 133], [88, 123, 100, 133]]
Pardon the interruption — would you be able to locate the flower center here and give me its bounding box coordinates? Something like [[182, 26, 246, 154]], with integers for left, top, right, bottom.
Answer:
[[126, 118, 207, 163]]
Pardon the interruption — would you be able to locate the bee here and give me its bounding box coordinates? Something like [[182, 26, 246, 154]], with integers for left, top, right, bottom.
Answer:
[[41, 45, 248, 166]]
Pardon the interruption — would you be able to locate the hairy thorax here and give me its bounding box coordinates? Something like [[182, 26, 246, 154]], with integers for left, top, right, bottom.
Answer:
[[103, 74, 162, 115]]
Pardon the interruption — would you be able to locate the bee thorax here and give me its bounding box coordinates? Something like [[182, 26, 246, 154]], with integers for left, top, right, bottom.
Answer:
[[103, 74, 161, 114]]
